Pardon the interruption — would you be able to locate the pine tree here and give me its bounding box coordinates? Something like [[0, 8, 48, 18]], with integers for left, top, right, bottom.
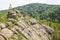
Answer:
[[8, 4, 12, 12], [9, 4, 12, 10]]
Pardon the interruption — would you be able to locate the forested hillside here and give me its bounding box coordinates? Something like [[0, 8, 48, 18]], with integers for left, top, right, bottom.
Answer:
[[15, 3, 60, 23], [15, 3, 60, 40], [0, 3, 60, 40]]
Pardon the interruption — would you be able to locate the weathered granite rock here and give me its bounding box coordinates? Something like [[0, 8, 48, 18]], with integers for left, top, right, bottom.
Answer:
[[0, 33, 8, 40], [0, 35, 5, 40], [7, 11, 16, 18], [41, 24, 54, 34], [29, 18, 37, 25], [0, 9, 54, 40], [0, 23, 6, 29], [1, 28, 13, 37]]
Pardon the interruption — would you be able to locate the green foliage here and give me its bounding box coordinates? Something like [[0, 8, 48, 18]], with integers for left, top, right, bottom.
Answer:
[[15, 3, 60, 22], [35, 13, 40, 22], [0, 10, 8, 23], [15, 3, 60, 40], [0, 3, 60, 40], [6, 22, 14, 29], [40, 20, 60, 40]]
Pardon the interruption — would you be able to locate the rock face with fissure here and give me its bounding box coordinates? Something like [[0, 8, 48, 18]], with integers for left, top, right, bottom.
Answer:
[[0, 9, 54, 40]]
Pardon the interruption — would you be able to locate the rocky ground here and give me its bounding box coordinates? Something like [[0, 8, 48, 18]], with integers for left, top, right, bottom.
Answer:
[[0, 9, 54, 40]]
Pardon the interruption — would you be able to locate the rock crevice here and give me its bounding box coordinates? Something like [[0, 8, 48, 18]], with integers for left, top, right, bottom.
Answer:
[[0, 9, 54, 40]]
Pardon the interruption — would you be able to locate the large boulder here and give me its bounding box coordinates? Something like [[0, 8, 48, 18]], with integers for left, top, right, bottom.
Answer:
[[7, 11, 16, 18], [0, 23, 6, 29], [1, 28, 13, 38], [0, 33, 8, 40], [0, 35, 5, 40], [41, 24, 54, 34], [28, 18, 37, 25]]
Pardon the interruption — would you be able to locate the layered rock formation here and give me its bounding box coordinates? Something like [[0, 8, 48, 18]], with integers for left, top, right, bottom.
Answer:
[[0, 9, 54, 40]]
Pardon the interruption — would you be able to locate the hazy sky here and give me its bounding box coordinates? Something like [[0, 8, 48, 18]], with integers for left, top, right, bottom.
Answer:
[[0, 0, 60, 10]]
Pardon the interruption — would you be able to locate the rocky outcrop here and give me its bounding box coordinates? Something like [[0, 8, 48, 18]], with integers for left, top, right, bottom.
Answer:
[[0, 23, 6, 29], [0, 34, 8, 40], [28, 18, 37, 25], [0, 9, 54, 40]]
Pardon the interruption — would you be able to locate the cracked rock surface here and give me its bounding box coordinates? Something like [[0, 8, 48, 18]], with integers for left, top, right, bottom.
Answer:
[[0, 9, 54, 40]]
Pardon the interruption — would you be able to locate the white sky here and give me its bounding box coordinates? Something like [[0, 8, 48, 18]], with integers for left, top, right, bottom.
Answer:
[[0, 0, 60, 10]]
